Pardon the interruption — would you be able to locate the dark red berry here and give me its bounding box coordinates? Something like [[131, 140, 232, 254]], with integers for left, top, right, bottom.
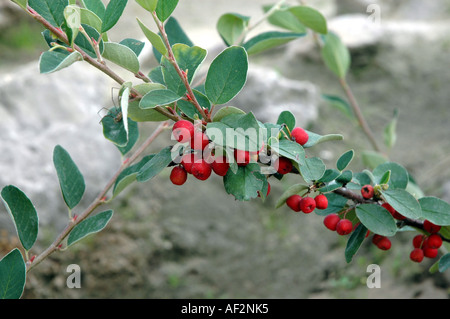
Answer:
[[361, 185, 374, 199], [315, 194, 328, 210], [412, 234, 425, 248], [170, 166, 188, 185], [372, 234, 384, 246], [172, 120, 194, 143], [291, 127, 309, 146], [274, 157, 293, 175], [423, 220, 441, 234], [410, 248, 424, 263], [286, 195, 302, 212], [323, 213, 340, 231], [373, 235, 391, 251], [427, 234, 443, 249], [191, 160, 212, 181], [299, 196, 316, 214], [211, 156, 229, 176], [423, 247, 439, 258], [336, 219, 353, 235]]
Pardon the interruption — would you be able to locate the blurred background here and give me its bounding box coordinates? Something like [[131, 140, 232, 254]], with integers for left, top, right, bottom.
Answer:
[[0, 0, 449, 298]]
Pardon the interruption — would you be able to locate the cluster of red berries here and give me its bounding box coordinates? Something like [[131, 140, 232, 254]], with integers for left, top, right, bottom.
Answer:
[[286, 193, 328, 213], [169, 120, 230, 185], [409, 220, 443, 263]]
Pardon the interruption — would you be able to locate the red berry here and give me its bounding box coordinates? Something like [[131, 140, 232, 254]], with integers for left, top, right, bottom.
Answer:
[[336, 219, 353, 235], [427, 234, 443, 249], [299, 196, 316, 214], [410, 248, 424, 263], [372, 234, 384, 246], [361, 184, 374, 199], [291, 127, 309, 146], [191, 160, 212, 181], [412, 234, 425, 248], [373, 236, 391, 251], [315, 194, 328, 210], [191, 131, 210, 151], [172, 120, 194, 143], [286, 195, 302, 212], [210, 156, 229, 176], [423, 220, 441, 234], [170, 166, 187, 185], [234, 149, 251, 166], [181, 153, 199, 174], [381, 203, 395, 215], [258, 182, 271, 198], [423, 247, 439, 259], [274, 157, 293, 175], [323, 213, 340, 231]]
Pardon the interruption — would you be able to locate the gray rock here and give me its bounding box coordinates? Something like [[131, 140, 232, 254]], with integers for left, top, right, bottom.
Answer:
[[0, 61, 120, 234]]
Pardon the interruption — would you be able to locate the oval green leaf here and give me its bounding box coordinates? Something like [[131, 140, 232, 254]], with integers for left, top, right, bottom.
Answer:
[[345, 223, 367, 263], [439, 253, 450, 273], [217, 13, 250, 46], [223, 163, 266, 201], [300, 157, 326, 182], [356, 204, 397, 236], [243, 31, 305, 56], [321, 32, 351, 79], [289, 6, 327, 34], [29, 0, 68, 27], [39, 51, 83, 74], [67, 210, 114, 247], [136, 0, 158, 12], [137, 146, 174, 182], [373, 162, 408, 190], [380, 189, 422, 220], [137, 18, 167, 56], [139, 89, 182, 109], [81, 0, 106, 19], [212, 106, 246, 122], [336, 149, 354, 171], [205, 46, 248, 105], [419, 197, 450, 226], [0, 249, 26, 299], [155, 0, 179, 22], [101, 0, 128, 33], [1, 186, 39, 251], [102, 42, 140, 73]]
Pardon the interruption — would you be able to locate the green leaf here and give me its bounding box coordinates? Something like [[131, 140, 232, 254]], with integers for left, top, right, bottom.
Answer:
[[303, 130, 343, 148], [148, 66, 165, 85], [270, 139, 305, 166], [263, 4, 307, 33], [67, 210, 114, 247], [314, 193, 348, 216], [80, 8, 103, 33], [155, 0, 179, 22], [176, 90, 211, 120], [321, 94, 355, 120], [101, 106, 138, 148], [378, 170, 391, 185], [128, 83, 171, 122], [212, 106, 245, 122], [1, 186, 39, 251], [335, 170, 352, 185], [419, 197, 450, 226], [275, 183, 309, 209], [205, 46, 248, 105], [135, 0, 158, 12], [206, 112, 263, 153], [289, 6, 327, 34], [53, 145, 86, 209], [81, 0, 106, 19], [216, 13, 250, 46], [102, 0, 128, 33], [345, 223, 367, 263], [113, 155, 154, 198], [137, 18, 167, 56], [39, 51, 83, 74], [152, 17, 193, 62], [29, 0, 68, 27], [300, 157, 326, 182], [276, 110, 296, 134], [384, 109, 398, 149], [337, 149, 354, 171], [137, 146, 174, 182], [439, 253, 450, 273], [172, 43, 207, 85], [380, 189, 422, 220], [360, 150, 388, 170], [373, 162, 409, 190], [223, 163, 266, 201], [243, 31, 305, 56], [119, 38, 145, 57], [102, 42, 140, 73], [11, 0, 28, 10], [356, 204, 397, 236], [317, 168, 341, 184], [0, 249, 26, 299], [64, 5, 81, 45], [75, 24, 104, 59], [321, 32, 351, 78], [139, 89, 182, 109]]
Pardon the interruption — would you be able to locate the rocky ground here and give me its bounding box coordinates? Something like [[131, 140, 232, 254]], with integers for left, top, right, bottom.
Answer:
[[0, 0, 449, 299]]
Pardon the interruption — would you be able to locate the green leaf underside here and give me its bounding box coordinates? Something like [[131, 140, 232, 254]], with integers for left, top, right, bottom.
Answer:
[[101, 106, 138, 147], [67, 210, 113, 247], [0, 249, 26, 299], [39, 51, 83, 74], [113, 155, 155, 198], [356, 204, 397, 236], [139, 89, 182, 109], [303, 130, 343, 148], [80, 7, 103, 33], [345, 223, 367, 263], [275, 183, 309, 209], [29, 0, 68, 27], [137, 146, 174, 182], [217, 13, 250, 46], [1, 186, 39, 251], [321, 32, 350, 79], [419, 197, 450, 226], [205, 46, 248, 105], [102, 42, 140, 73], [128, 83, 170, 122], [137, 18, 167, 56], [102, 0, 128, 33], [243, 31, 305, 55], [212, 106, 246, 122], [53, 145, 85, 209], [381, 189, 422, 220], [223, 163, 266, 201]]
